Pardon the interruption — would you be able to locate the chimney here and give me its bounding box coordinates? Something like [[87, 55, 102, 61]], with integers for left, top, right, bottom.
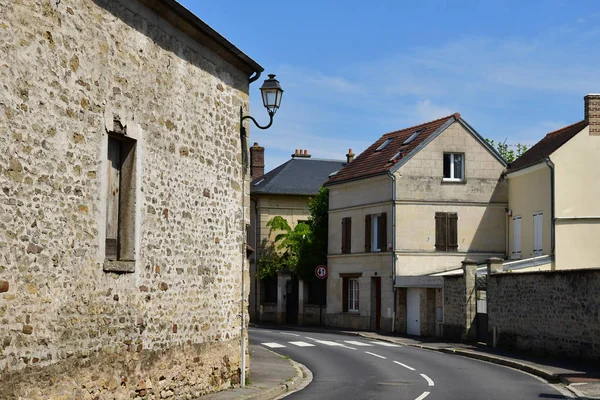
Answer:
[[291, 149, 311, 158], [250, 142, 265, 179], [585, 94, 600, 136], [346, 148, 355, 164]]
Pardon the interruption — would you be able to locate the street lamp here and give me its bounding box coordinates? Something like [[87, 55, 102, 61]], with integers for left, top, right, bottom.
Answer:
[[239, 73, 283, 388]]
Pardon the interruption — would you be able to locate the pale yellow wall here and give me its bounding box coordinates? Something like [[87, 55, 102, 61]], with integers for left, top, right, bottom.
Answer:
[[395, 253, 498, 276], [329, 175, 392, 210], [329, 203, 393, 255], [507, 166, 552, 260], [396, 122, 507, 204], [555, 222, 600, 269], [396, 203, 506, 253]]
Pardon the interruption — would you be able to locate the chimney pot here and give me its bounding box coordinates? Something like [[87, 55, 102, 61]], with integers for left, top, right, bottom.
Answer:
[[346, 148, 355, 164], [304, 150, 308, 155], [585, 94, 600, 136]]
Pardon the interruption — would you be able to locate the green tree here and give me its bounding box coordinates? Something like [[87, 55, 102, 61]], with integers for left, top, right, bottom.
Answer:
[[486, 138, 529, 163], [296, 187, 329, 281]]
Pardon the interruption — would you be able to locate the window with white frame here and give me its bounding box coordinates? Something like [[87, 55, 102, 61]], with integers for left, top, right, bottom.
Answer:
[[365, 213, 387, 252], [348, 278, 359, 311], [443, 153, 464, 181], [533, 212, 543, 256], [512, 216, 522, 260]]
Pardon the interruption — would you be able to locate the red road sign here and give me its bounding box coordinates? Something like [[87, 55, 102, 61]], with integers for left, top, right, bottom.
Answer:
[[315, 265, 328, 279]]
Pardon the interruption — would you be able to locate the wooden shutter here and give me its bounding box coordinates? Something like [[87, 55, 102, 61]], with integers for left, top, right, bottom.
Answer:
[[448, 213, 458, 251], [346, 217, 352, 253], [512, 216, 522, 259], [106, 138, 121, 260], [341, 218, 347, 253], [435, 212, 446, 251], [342, 277, 349, 312], [365, 214, 372, 252], [378, 213, 387, 251]]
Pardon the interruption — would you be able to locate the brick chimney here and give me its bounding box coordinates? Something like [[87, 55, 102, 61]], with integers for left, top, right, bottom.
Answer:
[[585, 94, 600, 136], [346, 148, 355, 164], [291, 149, 311, 158], [250, 142, 264, 179]]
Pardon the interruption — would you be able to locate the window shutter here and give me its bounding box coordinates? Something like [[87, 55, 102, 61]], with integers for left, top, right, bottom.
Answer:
[[435, 212, 446, 251], [346, 217, 352, 253], [106, 138, 121, 260], [365, 214, 372, 252], [342, 277, 349, 312], [379, 213, 387, 251], [341, 218, 347, 253], [513, 216, 522, 259], [448, 213, 458, 251]]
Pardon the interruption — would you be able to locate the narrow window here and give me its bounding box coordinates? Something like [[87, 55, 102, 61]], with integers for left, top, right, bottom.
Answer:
[[104, 134, 137, 271], [435, 212, 458, 251], [512, 216, 522, 260], [348, 278, 359, 311], [341, 217, 352, 254], [367, 213, 387, 252], [533, 212, 543, 256], [443, 153, 464, 181]]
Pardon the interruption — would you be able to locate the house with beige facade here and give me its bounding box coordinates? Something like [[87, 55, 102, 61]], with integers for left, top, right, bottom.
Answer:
[[324, 113, 508, 336], [249, 146, 347, 325], [0, 0, 264, 398], [505, 94, 600, 271]]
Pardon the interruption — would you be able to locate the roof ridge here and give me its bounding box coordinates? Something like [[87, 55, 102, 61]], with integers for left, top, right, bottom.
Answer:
[[545, 120, 586, 136], [382, 114, 454, 137]]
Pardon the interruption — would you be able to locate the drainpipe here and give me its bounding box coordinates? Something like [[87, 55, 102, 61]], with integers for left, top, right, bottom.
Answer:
[[544, 159, 555, 265], [251, 198, 259, 321], [388, 172, 397, 333]]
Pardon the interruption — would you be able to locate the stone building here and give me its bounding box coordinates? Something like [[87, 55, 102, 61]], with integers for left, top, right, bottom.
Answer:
[[249, 145, 346, 325], [0, 0, 263, 398]]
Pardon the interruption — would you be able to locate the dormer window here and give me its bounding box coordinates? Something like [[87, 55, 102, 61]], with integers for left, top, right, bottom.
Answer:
[[375, 137, 395, 152], [443, 153, 464, 181]]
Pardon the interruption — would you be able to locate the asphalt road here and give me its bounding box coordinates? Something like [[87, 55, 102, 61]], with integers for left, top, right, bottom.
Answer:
[[249, 327, 570, 400]]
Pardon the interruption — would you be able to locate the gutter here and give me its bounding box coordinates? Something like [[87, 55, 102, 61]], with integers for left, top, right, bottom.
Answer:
[[388, 172, 397, 333], [544, 159, 556, 259], [251, 197, 259, 321]]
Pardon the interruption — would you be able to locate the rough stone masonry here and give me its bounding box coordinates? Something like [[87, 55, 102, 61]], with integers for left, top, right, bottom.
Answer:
[[0, 0, 258, 398]]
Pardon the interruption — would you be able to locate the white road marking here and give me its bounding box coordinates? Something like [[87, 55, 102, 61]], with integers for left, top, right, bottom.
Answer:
[[262, 342, 286, 348], [370, 341, 401, 347], [314, 340, 356, 350], [420, 373, 434, 387], [365, 351, 387, 359], [415, 392, 430, 400], [288, 341, 315, 347], [393, 361, 415, 371], [344, 340, 373, 346], [281, 332, 300, 337]]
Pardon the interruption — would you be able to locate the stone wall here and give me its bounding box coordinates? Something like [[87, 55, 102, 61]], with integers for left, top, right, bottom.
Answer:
[[488, 269, 600, 361], [0, 0, 252, 398], [442, 275, 464, 340]]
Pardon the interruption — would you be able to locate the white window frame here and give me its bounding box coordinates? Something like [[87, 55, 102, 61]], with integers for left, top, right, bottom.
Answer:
[[443, 153, 464, 181], [348, 278, 359, 312], [512, 216, 521, 260], [533, 212, 543, 256], [371, 214, 381, 252]]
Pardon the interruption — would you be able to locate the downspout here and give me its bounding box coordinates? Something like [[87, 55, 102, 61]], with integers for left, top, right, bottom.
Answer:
[[250, 198, 259, 321], [388, 172, 397, 333], [544, 158, 555, 267]]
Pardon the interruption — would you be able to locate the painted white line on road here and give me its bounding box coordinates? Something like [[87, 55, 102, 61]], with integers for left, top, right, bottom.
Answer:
[[420, 373, 434, 387], [370, 341, 401, 347], [314, 340, 356, 350], [288, 341, 315, 347], [344, 340, 373, 346], [281, 332, 300, 337], [393, 361, 415, 371], [365, 351, 387, 359], [262, 342, 286, 348], [415, 392, 430, 400]]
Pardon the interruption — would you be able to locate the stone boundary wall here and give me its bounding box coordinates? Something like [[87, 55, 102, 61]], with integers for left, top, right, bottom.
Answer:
[[442, 275, 465, 340], [488, 269, 600, 361]]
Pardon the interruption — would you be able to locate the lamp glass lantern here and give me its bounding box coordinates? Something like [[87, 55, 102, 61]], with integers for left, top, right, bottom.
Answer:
[[260, 74, 284, 115]]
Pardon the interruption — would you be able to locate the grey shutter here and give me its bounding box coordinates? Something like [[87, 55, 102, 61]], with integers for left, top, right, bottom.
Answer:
[[365, 214, 372, 252], [379, 213, 387, 251], [435, 212, 447, 251], [341, 218, 347, 253]]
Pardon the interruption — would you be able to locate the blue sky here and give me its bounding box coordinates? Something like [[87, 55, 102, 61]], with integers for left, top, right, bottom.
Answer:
[[180, 0, 600, 172]]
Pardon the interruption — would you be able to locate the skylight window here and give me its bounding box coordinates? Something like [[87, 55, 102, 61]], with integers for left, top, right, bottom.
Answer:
[[253, 178, 265, 186], [389, 150, 406, 162], [329, 170, 339, 177], [403, 128, 425, 145], [375, 137, 395, 152]]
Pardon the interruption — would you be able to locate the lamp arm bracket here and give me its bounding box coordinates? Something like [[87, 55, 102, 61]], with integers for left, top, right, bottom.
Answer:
[[241, 112, 274, 131]]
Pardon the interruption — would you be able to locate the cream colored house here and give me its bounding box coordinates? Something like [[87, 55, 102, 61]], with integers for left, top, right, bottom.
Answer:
[[249, 145, 346, 325], [324, 113, 507, 335], [505, 94, 600, 271]]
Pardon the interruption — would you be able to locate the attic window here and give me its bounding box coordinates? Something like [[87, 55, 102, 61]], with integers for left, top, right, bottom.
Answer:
[[253, 178, 265, 186], [329, 170, 339, 177], [403, 128, 425, 145], [389, 150, 406, 162], [375, 137, 395, 152]]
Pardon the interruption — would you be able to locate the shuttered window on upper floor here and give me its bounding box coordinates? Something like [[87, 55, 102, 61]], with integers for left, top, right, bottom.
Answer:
[[435, 212, 458, 252]]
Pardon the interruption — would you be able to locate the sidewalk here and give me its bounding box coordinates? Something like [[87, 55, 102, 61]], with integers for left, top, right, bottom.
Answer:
[[199, 344, 310, 400], [251, 323, 600, 400]]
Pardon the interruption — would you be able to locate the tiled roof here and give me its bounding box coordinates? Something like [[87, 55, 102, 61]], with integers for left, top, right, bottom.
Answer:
[[251, 158, 346, 196], [325, 114, 458, 186], [507, 120, 587, 173]]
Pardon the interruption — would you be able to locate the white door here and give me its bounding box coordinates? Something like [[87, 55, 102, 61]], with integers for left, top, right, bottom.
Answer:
[[407, 288, 420, 336]]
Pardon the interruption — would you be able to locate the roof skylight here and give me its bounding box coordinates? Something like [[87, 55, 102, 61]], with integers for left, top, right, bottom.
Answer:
[[253, 178, 265, 186], [375, 137, 395, 152], [403, 128, 425, 145], [389, 150, 406, 162]]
